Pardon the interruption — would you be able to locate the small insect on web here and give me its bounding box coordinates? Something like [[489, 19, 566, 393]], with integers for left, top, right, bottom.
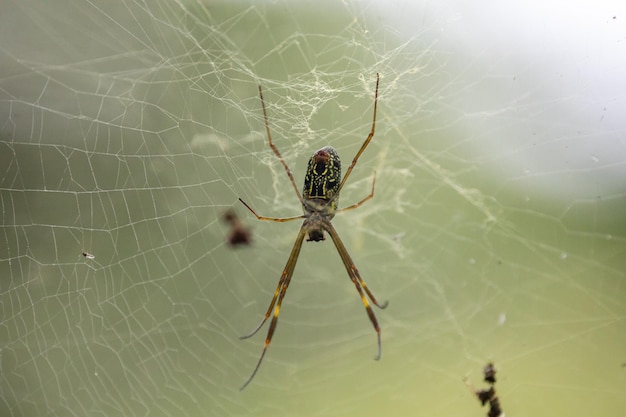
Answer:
[[222, 208, 252, 247], [238, 73, 388, 390]]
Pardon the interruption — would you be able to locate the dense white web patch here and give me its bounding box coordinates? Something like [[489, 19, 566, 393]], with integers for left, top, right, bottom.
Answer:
[[1, 1, 625, 416]]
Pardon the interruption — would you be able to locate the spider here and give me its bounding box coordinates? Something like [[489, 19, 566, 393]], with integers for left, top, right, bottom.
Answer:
[[238, 73, 387, 390]]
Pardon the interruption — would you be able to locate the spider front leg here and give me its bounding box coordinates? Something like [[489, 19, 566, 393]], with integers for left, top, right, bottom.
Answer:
[[239, 226, 307, 390], [324, 221, 388, 361]]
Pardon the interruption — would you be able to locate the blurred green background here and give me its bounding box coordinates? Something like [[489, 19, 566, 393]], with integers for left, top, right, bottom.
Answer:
[[1, 1, 624, 416]]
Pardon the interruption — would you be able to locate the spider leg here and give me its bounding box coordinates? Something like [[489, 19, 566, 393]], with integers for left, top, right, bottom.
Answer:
[[336, 172, 376, 213], [239, 224, 304, 339], [240, 226, 307, 390], [324, 221, 388, 361], [258, 85, 305, 206], [335, 73, 379, 198], [239, 198, 304, 222]]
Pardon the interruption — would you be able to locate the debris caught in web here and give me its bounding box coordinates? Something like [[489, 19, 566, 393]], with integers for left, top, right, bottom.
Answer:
[[464, 362, 504, 417]]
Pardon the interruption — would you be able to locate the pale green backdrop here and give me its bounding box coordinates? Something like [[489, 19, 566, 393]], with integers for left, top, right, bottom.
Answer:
[[1, 1, 624, 416]]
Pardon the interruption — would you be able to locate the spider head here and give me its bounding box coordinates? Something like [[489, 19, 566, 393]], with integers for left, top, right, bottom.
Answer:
[[302, 146, 341, 212], [306, 229, 326, 242]]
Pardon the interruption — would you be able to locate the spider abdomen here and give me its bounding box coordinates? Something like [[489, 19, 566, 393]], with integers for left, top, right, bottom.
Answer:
[[303, 146, 341, 211]]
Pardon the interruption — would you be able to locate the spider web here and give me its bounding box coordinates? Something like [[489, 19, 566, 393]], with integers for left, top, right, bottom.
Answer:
[[1, 1, 625, 416]]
